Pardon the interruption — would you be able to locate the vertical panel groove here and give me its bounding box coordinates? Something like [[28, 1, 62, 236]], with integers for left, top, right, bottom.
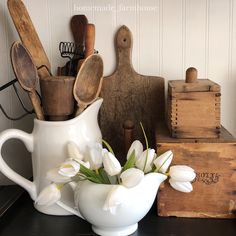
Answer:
[[182, 0, 186, 77], [112, 0, 117, 29], [69, 0, 72, 25], [228, 0, 234, 80], [205, 0, 210, 77], [159, 0, 163, 76], [46, 0, 53, 68], [92, 0, 95, 22], [115, 0, 118, 28], [136, 0, 140, 72], [3, 1, 13, 128]]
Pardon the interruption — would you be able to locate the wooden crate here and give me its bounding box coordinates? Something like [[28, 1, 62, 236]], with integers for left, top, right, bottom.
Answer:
[[156, 124, 236, 218], [167, 68, 221, 139]]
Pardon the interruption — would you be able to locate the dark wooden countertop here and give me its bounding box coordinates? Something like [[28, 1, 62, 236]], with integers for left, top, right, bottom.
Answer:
[[0, 190, 236, 236]]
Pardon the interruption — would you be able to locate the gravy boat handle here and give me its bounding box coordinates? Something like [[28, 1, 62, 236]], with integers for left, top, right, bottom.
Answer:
[[56, 181, 84, 219]]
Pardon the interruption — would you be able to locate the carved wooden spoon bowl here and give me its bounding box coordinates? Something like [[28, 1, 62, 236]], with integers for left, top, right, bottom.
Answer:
[[73, 54, 103, 116]]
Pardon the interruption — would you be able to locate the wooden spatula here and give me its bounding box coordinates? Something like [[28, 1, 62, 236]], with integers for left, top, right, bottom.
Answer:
[[71, 15, 88, 54], [11, 42, 44, 120], [8, 0, 51, 79]]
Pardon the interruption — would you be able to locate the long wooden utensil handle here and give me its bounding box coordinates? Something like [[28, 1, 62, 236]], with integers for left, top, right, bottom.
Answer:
[[7, 0, 51, 79], [71, 15, 88, 54], [29, 91, 45, 120], [85, 24, 95, 58], [77, 24, 96, 72]]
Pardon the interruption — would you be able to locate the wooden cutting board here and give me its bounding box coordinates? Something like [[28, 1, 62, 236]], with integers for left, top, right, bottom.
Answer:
[[100, 25, 165, 159], [8, 0, 51, 79]]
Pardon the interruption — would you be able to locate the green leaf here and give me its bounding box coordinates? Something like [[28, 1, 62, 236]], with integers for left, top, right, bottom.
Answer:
[[122, 150, 136, 172], [102, 139, 115, 155], [85, 176, 104, 184], [79, 164, 103, 184], [98, 168, 111, 184]]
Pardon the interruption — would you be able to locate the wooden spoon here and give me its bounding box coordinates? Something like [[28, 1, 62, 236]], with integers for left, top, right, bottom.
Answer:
[[11, 42, 45, 120], [73, 54, 103, 116]]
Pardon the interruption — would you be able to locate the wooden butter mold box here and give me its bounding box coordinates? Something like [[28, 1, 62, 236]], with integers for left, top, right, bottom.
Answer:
[[156, 123, 236, 218], [167, 67, 221, 139]]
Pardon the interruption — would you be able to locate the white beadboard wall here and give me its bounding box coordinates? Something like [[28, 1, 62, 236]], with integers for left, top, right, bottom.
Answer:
[[0, 0, 236, 184]]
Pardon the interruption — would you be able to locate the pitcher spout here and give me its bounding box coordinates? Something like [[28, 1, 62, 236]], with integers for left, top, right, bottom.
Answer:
[[79, 98, 103, 121]]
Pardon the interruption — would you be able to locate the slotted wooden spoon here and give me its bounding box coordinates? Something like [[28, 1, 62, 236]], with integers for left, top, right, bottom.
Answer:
[[73, 54, 103, 116], [11, 42, 44, 120]]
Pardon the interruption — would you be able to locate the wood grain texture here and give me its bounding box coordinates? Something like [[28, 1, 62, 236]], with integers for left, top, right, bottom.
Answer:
[[100, 25, 165, 159], [76, 23, 96, 72], [40, 76, 75, 121], [74, 54, 103, 116], [7, 0, 51, 79], [10, 42, 44, 120], [71, 15, 88, 52], [156, 124, 236, 218], [167, 78, 221, 138]]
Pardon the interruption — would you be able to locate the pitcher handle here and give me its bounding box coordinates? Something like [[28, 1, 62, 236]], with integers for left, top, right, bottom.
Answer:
[[56, 181, 84, 219], [0, 129, 37, 200]]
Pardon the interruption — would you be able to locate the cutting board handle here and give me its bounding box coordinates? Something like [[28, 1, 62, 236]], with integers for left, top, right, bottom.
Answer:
[[116, 25, 133, 71]]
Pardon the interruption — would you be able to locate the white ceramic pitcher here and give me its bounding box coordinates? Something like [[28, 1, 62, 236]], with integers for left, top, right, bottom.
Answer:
[[0, 98, 103, 215], [57, 172, 167, 236]]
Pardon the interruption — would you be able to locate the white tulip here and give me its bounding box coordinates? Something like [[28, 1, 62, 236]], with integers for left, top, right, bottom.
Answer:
[[46, 168, 71, 183], [127, 140, 143, 160], [135, 148, 156, 173], [120, 168, 144, 188], [58, 160, 81, 177], [67, 141, 83, 161], [86, 143, 103, 170], [169, 165, 196, 182], [103, 185, 128, 215], [169, 179, 193, 193], [35, 183, 61, 206], [153, 150, 173, 173], [103, 152, 122, 176]]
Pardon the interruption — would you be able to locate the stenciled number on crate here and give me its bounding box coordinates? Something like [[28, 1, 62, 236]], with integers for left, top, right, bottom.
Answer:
[[193, 172, 221, 185]]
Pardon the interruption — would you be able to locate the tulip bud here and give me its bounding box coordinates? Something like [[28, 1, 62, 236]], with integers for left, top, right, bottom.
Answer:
[[67, 141, 83, 161], [169, 165, 196, 182], [103, 185, 128, 214], [46, 168, 71, 183], [127, 140, 143, 160], [169, 179, 193, 193], [153, 150, 173, 173], [87, 143, 103, 170], [135, 149, 155, 173], [103, 152, 122, 176], [58, 160, 81, 177], [120, 168, 144, 188], [35, 183, 61, 206]]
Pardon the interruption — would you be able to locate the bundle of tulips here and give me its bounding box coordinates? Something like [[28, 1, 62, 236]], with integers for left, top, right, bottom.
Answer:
[[35, 125, 196, 214]]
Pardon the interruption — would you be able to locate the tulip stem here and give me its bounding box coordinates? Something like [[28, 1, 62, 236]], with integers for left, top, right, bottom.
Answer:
[[56, 183, 65, 190], [156, 153, 173, 173], [140, 122, 149, 172], [117, 175, 121, 184], [102, 139, 115, 155]]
